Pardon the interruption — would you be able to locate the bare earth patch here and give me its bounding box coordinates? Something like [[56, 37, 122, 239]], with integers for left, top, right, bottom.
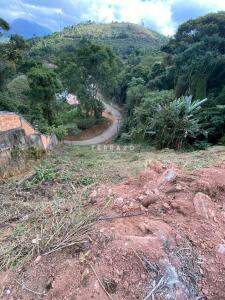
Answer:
[[1, 145, 225, 299]]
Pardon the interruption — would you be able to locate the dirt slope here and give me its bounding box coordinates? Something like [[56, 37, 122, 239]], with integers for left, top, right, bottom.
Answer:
[[2, 159, 225, 299]]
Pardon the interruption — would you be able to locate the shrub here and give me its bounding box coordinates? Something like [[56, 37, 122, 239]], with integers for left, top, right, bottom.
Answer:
[[45, 124, 80, 140], [75, 116, 97, 130], [7, 75, 30, 96], [132, 93, 207, 149], [219, 135, 225, 145], [45, 125, 69, 141], [130, 90, 174, 142], [149, 96, 207, 149]]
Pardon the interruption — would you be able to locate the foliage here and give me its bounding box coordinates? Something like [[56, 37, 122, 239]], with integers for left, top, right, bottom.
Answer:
[[0, 30, 26, 90], [45, 124, 80, 141], [117, 12, 225, 148], [75, 116, 97, 130], [30, 22, 166, 60], [7, 74, 29, 96], [0, 91, 27, 113], [27, 66, 62, 125], [132, 95, 207, 149], [0, 18, 9, 33]]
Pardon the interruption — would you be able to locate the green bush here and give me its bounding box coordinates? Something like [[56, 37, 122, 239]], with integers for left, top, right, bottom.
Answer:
[[7, 75, 30, 96], [75, 116, 97, 130], [219, 135, 225, 145], [149, 96, 207, 149], [130, 90, 174, 142], [45, 125, 69, 141], [45, 124, 80, 140], [131, 93, 207, 149]]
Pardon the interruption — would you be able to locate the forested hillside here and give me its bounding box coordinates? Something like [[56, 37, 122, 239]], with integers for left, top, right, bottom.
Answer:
[[0, 18, 121, 140], [117, 12, 225, 150], [30, 22, 166, 59], [2, 12, 225, 150]]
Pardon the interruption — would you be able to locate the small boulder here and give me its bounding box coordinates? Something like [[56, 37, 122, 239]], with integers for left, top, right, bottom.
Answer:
[[157, 169, 177, 188], [141, 195, 158, 207], [89, 190, 98, 204], [193, 192, 215, 219], [114, 197, 124, 207], [171, 198, 194, 216]]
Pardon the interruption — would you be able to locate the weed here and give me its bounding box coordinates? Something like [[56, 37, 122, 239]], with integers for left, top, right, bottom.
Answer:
[[12, 224, 25, 237], [76, 176, 95, 186], [26, 147, 45, 160], [32, 165, 60, 184]]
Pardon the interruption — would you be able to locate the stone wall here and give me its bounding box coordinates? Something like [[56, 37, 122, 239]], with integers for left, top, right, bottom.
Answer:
[[0, 128, 27, 172], [0, 112, 57, 150]]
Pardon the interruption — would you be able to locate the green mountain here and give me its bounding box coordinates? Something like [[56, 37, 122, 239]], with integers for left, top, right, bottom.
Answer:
[[31, 22, 167, 59]]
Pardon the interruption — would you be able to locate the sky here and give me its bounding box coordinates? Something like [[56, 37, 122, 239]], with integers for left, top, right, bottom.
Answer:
[[1, 0, 225, 36]]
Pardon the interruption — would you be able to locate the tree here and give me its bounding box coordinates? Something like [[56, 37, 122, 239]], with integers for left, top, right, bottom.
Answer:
[[57, 41, 120, 121], [0, 18, 9, 35], [27, 67, 62, 125], [0, 32, 26, 89]]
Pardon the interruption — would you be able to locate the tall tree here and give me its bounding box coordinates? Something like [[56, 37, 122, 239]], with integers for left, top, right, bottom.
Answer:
[[28, 67, 61, 125]]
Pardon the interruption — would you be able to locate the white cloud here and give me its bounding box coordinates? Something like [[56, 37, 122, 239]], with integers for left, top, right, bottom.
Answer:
[[79, 0, 176, 35], [196, 0, 225, 10], [1, 0, 225, 35]]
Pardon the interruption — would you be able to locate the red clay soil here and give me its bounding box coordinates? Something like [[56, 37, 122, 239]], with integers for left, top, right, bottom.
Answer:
[[2, 162, 225, 299], [65, 113, 113, 141]]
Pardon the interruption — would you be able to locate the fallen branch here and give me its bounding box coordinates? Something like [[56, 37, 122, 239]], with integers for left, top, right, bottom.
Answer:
[[143, 276, 164, 300], [15, 279, 47, 296], [98, 211, 145, 221]]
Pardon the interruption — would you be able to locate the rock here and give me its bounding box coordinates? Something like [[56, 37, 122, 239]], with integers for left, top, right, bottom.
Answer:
[[114, 197, 124, 207], [171, 198, 194, 216], [34, 255, 42, 264], [125, 202, 140, 212], [141, 195, 158, 207], [94, 280, 100, 293], [162, 202, 170, 210], [5, 289, 11, 295], [158, 169, 177, 188], [193, 192, 215, 219], [89, 190, 98, 204], [165, 184, 183, 194], [90, 190, 98, 198], [217, 244, 225, 255], [141, 273, 147, 280], [138, 222, 152, 234], [116, 269, 124, 277]]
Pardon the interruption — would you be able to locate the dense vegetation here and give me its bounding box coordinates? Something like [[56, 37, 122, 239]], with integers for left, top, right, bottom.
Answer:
[[30, 22, 166, 59], [117, 12, 225, 149], [0, 20, 120, 140]]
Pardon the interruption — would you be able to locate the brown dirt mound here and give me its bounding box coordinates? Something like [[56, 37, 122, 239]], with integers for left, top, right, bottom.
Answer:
[[2, 162, 225, 299]]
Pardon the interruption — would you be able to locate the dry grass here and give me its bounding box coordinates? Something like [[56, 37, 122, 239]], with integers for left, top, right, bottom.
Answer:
[[0, 192, 97, 269]]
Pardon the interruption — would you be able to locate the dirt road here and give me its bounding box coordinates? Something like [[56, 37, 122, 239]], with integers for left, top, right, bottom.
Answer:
[[64, 102, 122, 145]]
